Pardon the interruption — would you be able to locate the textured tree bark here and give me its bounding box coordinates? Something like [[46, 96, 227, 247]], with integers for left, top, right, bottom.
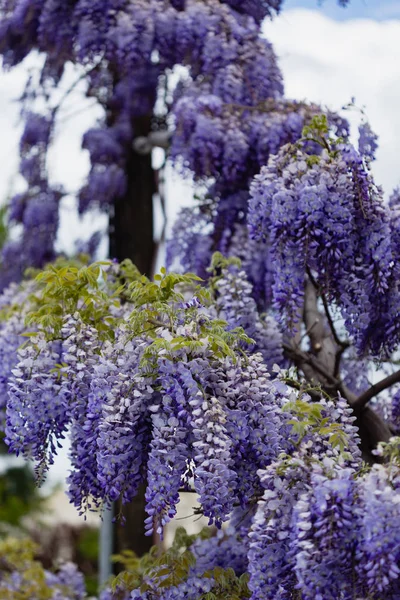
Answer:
[[109, 114, 157, 562], [109, 115, 156, 276], [291, 279, 392, 464], [113, 485, 152, 559]]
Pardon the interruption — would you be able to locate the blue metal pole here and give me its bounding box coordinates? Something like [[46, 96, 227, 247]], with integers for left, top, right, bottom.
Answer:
[[99, 505, 114, 590]]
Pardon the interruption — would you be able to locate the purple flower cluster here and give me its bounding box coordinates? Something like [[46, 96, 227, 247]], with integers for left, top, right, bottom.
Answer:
[[6, 332, 68, 479], [130, 573, 215, 600], [128, 529, 249, 600], [391, 388, 400, 432], [168, 104, 349, 311], [0, 0, 285, 284], [0, 111, 61, 288], [292, 463, 358, 600], [166, 205, 213, 280], [249, 456, 400, 600], [247, 387, 366, 599], [171, 99, 310, 189], [358, 121, 379, 161], [191, 528, 248, 576], [248, 140, 397, 352], [222, 0, 282, 21], [248, 454, 311, 599], [0, 280, 34, 420], [214, 264, 283, 369], [340, 350, 370, 395], [7, 263, 400, 600], [355, 466, 400, 597], [190, 387, 236, 527], [0, 554, 88, 599], [3, 277, 286, 535], [45, 562, 87, 599]]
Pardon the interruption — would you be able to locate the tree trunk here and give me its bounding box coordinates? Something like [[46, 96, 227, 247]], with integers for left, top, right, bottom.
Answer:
[[109, 115, 155, 276], [109, 114, 156, 562]]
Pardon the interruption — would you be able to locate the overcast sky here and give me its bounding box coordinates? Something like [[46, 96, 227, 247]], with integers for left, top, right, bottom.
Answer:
[[264, 4, 400, 196], [0, 2, 399, 490], [284, 0, 400, 20]]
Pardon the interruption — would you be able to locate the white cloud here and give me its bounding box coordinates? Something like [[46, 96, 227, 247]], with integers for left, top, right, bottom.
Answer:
[[264, 9, 400, 196]]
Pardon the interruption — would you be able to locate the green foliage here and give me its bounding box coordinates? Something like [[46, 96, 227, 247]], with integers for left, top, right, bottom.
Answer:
[[302, 113, 329, 140], [0, 464, 43, 526], [15, 260, 253, 378], [285, 394, 349, 453], [111, 527, 250, 598], [0, 205, 8, 251], [200, 569, 250, 600], [207, 252, 241, 276], [112, 527, 205, 594], [0, 537, 77, 599], [25, 261, 116, 339], [374, 437, 400, 471], [301, 113, 341, 155], [76, 527, 100, 596], [77, 526, 99, 562]]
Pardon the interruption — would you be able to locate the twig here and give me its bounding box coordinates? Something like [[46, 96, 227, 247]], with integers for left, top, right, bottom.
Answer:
[[306, 268, 349, 350], [51, 60, 103, 120], [283, 378, 323, 402]]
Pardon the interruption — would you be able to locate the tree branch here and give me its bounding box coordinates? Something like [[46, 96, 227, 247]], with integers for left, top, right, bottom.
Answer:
[[283, 342, 340, 388], [306, 268, 349, 351], [352, 368, 400, 412], [133, 131, 171, 154]]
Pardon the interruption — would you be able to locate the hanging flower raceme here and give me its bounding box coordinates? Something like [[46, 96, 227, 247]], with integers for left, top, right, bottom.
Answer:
[[292, 463, 360, 600], [355, 465, 400, 597], [5, 259, 400, 600], [212, 260, 283, 369], [0, 280, 36, 420], [3, 260, 289, 536], [248, 116, 396, 352], [0, 0, 286, 287], [0, 111, 62, 288]]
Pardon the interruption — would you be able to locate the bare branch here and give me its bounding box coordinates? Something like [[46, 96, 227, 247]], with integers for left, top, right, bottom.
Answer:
[[357, 406, 392, 463], [283, 342, 340, 388], [306, 268, 349, 350], [133, 131, 171, 154], [352, 368, 400, 412], [302, 280, 338, 381], [51, 60, 103, 121]]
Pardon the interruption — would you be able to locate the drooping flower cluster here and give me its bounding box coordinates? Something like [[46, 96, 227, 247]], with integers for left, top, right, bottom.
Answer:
[[0, 0, 285, 286], [166, 205, 213, 280], [355, 466, 400, 597], [358, 121, 379, 162], [6, 333, 68, 479], [0, 280, 35, 418], [248, 132, 398, 353], [5, 260, 400, 600], [1, 111, 62, 287], [292, 463, 358, 600], [391, 389, 400, 432], [4, 262, 288, 535], [248, 455, 311, 599], [0, 0, 353, 296], [248, 454, 400, 600], [167, 108, 350, 310], [212, 263, 283, 369]]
